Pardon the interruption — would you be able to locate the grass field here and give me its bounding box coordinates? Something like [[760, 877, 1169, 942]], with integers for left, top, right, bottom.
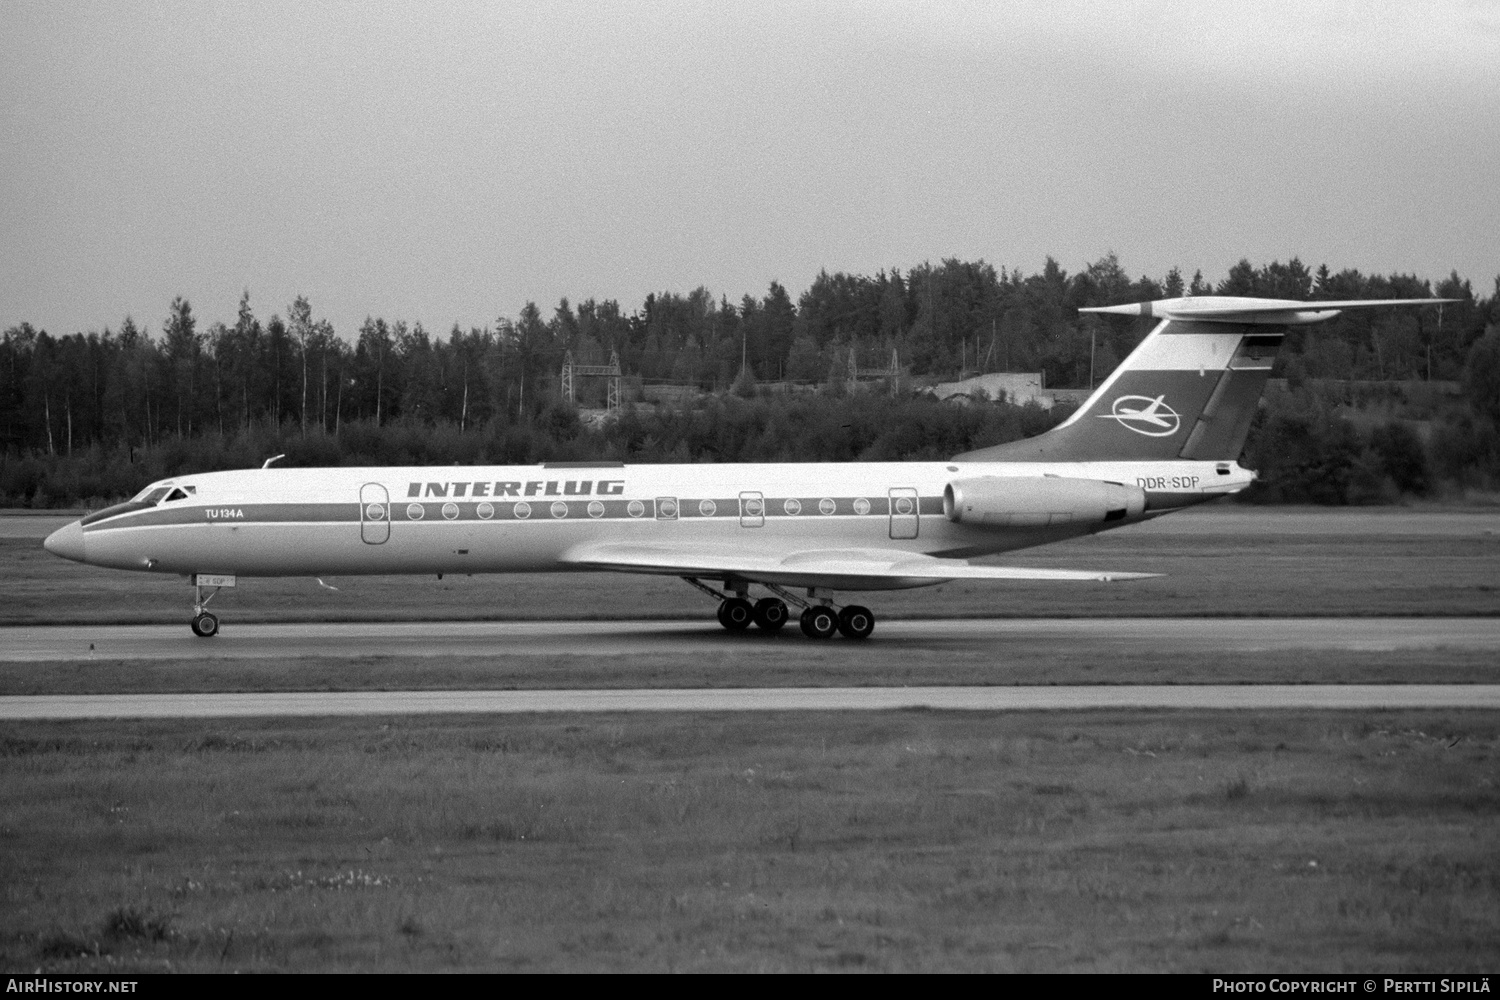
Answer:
[[3, 710, 1496, 972]]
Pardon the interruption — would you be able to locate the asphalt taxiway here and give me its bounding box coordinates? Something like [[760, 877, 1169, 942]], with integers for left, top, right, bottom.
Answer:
[[4, 684, 1499, 719], [3, 617, 1499, 662]]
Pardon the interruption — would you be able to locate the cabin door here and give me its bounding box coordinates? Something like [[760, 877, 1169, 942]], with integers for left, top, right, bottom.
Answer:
[[360, 483, 390, 544], [888, 487, 919, 540]]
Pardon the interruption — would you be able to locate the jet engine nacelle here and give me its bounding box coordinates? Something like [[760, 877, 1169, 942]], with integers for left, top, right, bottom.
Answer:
[[943, 476, 1146, 528]]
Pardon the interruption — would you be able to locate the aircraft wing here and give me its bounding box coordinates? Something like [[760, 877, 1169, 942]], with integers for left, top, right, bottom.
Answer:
[[560, 542, 1157, 591]]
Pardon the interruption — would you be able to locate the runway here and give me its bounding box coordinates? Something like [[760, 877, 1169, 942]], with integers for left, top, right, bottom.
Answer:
[[4, 684, 1499, 719], [3, 617, 1500, 662]]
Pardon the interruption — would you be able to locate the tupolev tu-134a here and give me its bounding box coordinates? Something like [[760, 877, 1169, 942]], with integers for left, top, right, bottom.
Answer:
[[44, 295, 1449, 639]]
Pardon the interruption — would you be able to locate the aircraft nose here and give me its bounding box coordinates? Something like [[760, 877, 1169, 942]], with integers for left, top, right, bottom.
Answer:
[[43, 520, 86, 563]]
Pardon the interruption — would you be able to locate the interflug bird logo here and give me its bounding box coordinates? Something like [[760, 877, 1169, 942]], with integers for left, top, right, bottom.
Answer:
[[1098, 394, 1181, 437]]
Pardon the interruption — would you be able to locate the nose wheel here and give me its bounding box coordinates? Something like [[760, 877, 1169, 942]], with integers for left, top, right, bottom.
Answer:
[[190, 577, 224, 638]]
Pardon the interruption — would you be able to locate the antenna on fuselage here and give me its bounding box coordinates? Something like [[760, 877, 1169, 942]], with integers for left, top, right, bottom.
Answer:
[[262, 454, 286, 469]]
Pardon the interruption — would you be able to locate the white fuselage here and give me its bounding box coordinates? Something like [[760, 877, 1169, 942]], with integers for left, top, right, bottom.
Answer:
[[72, 459, 1251, 583]]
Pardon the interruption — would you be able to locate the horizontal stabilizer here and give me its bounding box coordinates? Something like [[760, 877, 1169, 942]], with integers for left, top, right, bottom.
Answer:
[[1081, 296, 1456, 326], [562, 542, 1156, 591]]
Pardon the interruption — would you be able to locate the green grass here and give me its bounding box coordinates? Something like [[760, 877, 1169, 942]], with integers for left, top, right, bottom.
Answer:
[[3, 711, 1496, 972]]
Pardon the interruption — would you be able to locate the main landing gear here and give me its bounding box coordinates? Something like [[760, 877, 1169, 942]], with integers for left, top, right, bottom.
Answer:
[[799, 604, 875, 640], [685, 578, 874, 640], [715, 596, 790, 632]]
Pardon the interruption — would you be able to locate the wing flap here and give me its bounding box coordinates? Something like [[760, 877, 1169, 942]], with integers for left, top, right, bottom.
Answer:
[[561, 543, 1156, 590]]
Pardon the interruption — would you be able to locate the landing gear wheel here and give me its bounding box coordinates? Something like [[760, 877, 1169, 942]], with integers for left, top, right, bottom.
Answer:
[[752, 598, 789, 632], [718, 598, 754, 631], [799, 605, 838, 639], [837, 605, 875, 640], [191, 612, 219, 638]]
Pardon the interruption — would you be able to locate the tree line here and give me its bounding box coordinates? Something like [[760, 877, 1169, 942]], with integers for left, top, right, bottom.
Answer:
[[2, 255, 1498, 507]]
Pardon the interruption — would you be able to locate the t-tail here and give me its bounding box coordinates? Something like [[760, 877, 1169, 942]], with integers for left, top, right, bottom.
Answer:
[[954, 295, 1452, 464]]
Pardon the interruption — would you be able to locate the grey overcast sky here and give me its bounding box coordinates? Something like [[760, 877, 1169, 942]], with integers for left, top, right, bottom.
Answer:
[[2, 0, 1497, 339]]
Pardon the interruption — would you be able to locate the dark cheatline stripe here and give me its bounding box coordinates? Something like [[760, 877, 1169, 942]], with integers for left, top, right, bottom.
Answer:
[[84, 503, 358, 531], [80, 500, 157, 526], [82, 496, 945, 531]]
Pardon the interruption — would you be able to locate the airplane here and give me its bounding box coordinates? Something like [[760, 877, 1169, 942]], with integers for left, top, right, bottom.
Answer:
[[43, 295, 1449, 639]]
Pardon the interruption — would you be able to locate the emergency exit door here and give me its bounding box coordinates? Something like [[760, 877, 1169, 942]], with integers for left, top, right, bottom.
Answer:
[[888, 487, 919, 539], [739, 491, 765, 527], [360, 483, 390, 544]]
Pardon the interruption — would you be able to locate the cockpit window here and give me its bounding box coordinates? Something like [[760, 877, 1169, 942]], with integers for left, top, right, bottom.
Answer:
[[162, 488, 190, 503], [136, 487, 172, 504]]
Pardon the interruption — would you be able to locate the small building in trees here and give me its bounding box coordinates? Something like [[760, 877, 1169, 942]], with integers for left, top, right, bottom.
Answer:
[[926, 372, 1058, 407]]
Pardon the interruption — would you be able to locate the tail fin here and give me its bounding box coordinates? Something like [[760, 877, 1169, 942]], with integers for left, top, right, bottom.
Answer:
[[954, 296, 1451, 464]]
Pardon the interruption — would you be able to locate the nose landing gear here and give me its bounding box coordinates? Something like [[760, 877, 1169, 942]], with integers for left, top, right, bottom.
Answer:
[[190, 576, 225, 638]]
